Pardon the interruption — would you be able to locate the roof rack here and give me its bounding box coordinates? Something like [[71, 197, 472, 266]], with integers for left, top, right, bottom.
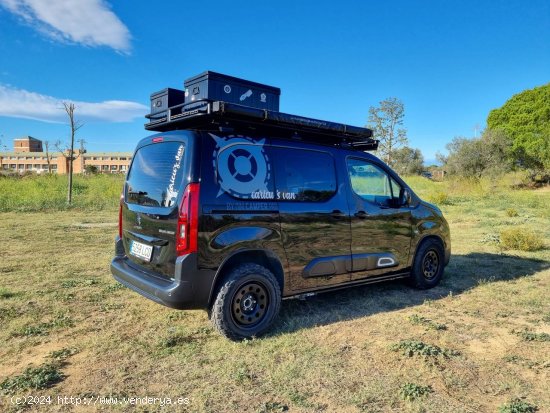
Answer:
[[145, 100, 378, 151]]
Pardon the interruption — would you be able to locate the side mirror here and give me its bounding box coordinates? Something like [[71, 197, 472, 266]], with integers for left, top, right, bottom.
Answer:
[[402, 188, 412, 206]]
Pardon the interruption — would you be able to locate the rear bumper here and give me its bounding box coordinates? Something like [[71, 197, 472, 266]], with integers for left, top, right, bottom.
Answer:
[[110, 236, 215, 310]]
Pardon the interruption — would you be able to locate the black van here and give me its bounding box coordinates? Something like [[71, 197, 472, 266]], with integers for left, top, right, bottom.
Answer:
[[111, 73, 450, 340]]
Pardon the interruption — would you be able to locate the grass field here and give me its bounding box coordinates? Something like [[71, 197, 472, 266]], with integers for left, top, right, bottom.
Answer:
[[0, 175, 549, 412], [0, 174, 124, 212]]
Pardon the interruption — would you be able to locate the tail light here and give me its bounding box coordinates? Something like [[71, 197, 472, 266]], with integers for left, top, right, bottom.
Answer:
[[118, 193, 124, 238], [176, 183, 200, 256]]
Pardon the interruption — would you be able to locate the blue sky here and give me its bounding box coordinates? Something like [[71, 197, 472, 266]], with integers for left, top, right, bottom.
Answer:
[[0, 0, 548, 162]]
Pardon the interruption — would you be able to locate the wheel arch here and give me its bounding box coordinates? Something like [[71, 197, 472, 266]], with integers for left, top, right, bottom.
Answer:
[[208, 249, 285, 307], [409, 234, 446, 267]]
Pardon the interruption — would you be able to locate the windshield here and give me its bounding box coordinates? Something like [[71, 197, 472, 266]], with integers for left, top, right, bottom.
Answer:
[[126, 142, 186, 208]]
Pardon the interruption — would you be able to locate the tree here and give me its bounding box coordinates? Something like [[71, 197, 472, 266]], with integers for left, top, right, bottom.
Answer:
[[43, 140, 54, 173], [367, 97, 408, 167], [441, 129, 512, 178], [435, 151, 448, 167], [391, 146, 424, 175], [487, 83, 550, 176], [77, 138, 87, 174], [56, 102, 83, 204], [84, 164, 98, 174]]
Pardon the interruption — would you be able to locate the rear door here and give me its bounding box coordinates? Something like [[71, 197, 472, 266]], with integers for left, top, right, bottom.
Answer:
[[121, 132, 198, 280], [345, 157, 413, 280], [272, 144, 351, 292]]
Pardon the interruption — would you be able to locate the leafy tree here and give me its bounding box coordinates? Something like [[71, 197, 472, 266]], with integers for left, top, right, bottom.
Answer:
[[435, 151, 448, 167], [442, 129, 512, 178], [84, 165, 98, 174], [367, 97, 408, 167], [391, 146, 424, 175], [487, 83, 550, 175]]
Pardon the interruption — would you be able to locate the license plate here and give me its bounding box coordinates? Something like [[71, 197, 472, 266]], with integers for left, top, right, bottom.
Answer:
[[129, 240, 153, 261]]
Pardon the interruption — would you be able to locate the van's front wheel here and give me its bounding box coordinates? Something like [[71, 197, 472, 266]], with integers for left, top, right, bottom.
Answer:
[[409, 238, 445, 289], [210, 264, 281, 341]]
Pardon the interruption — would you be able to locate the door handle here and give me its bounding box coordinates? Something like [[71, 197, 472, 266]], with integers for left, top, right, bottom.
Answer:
[[354, 211, 368, 219], [331, 210, 346, 218]]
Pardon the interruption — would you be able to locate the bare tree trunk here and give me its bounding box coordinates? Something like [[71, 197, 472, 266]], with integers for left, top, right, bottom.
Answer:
[[67, 153, 73, 203], [62, 102, 82, 205], [44, 141, 52, 173], [67, 105, 75, 204]]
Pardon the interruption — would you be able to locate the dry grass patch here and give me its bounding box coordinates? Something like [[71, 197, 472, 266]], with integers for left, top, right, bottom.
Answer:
[[0, 178, 549, 412]]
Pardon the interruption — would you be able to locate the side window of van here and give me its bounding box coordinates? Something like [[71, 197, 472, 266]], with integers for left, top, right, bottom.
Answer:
[[271, 148, 336, 202], [347, 158, 402, 206]]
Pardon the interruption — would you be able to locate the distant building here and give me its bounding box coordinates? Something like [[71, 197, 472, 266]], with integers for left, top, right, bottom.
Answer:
[[0, 137, 132, 174], [14, 136, 43, 152]]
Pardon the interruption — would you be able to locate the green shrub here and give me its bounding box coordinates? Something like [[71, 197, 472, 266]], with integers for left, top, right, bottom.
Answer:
[[0, 363, 64, 393], [515, 331, 550, 342], [500, 228, 544, 251], [0, 307, 17, 321], [498, 398, 538, 413], [408, 314, 447, 330], [427, 191, 449, 205], [399, 382, 433, 401], [0, 288, 19, 299], [506, 208, 519, 217], [390, 340, 459, 358]]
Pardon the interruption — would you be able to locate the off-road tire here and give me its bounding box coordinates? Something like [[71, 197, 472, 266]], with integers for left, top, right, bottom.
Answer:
[[409, 238, 445, 289], [210, 263, 281, 341]]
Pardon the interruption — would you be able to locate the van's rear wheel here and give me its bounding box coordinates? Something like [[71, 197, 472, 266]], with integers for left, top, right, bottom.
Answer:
[[210, 264, 281, 341], [409, 238, 445, 289]]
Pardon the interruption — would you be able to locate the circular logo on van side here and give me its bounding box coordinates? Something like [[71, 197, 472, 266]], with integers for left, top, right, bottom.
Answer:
[[223, 85, 231, 94], [210, 134, 271, 199]]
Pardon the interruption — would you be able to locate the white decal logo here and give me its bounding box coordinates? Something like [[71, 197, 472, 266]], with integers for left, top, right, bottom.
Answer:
[[240, 89, 253, 102], [165, 144, 185, 207], [260, 93, 267, 103], [211, 134, 271, 199], [223, 85, 232, 94]]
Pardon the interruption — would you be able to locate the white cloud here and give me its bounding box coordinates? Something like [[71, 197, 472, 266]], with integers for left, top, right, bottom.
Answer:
[[0, 84, 148, 123], [0, 0, 131, 52]]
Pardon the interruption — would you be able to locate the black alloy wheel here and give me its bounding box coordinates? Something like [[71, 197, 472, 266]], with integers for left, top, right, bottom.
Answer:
[[422, 250, 440, 280], [231, 282, 269, 326], [409, 238, 445, 289], [210, 263, 281, 341]]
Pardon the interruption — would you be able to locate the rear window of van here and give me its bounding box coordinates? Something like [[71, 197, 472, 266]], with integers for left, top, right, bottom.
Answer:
[[126, 142, 186, 208]]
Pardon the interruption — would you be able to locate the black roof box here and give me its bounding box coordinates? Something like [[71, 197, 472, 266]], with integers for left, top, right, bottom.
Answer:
[[145, 72, 377, 151]]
